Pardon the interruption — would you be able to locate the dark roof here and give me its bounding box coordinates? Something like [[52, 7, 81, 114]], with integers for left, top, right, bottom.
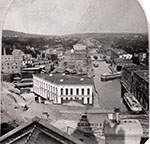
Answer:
[[111, 48, 128, 54], [123, 65, 148, 74], [134, 70, 149, 83], [0, 117, 85, 144], [33, 73, 93, 85], [15, 82, 33, 87], [113, 58, 133, 64]]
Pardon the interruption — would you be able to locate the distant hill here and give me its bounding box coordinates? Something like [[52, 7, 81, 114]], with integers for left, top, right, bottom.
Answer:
[[3, 30, 148, 39], [2, 30, 58, 39], [2, 30, 35, 37], [64, 32, 148, 39]]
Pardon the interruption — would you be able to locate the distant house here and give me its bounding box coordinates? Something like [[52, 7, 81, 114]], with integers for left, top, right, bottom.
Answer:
[[12, 49, 25, 60], [111, 49, 132, 60], [71, 44, 87, 61], [110, 58, 134, 72], [133, 51, 148, 66], [0, 117, 85, 144], [73, 44, 86, 51], [1, 55, 22, 74], [104, 118, 143, 144]]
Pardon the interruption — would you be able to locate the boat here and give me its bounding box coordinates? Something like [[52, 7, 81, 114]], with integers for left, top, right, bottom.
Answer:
[[101, 72, 121, 81], [123, 92, 142, 112]]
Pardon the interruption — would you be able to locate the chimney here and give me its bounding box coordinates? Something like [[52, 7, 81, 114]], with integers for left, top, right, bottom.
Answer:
[[114, 108, 120, 124], [3, 47, 6, 55]]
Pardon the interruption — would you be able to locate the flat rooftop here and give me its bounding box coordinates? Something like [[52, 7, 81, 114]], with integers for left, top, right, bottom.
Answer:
[[34, 73, 93, 85], [113, 58, 133, 64], [124, 65, 148, 73], [112, 48, 129, 54]]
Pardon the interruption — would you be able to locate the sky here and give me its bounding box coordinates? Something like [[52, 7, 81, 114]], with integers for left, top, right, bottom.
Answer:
[[3, 0, 148, 35]]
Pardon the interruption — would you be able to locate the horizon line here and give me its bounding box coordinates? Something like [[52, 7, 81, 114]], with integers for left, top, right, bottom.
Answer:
[[2, 29, 148, 37]]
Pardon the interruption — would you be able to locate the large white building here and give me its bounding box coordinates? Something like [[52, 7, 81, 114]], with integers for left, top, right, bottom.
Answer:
[[73, 44, 86, 51], [33, 73, 93, 105]]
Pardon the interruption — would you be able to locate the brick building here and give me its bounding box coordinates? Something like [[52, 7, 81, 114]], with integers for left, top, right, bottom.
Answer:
[[1, 55, 22, 74], [132, 70, 149, 111], [121, 65, 148, 92], [120, 65, 149, 112]]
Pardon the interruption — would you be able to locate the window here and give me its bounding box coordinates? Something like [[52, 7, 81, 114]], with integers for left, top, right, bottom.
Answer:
[[2, 67, 4, 69], [12, 67, 14, 69], [7, 63, 9, 65], [76, 88, 79, 95], [66, 88, 68, 95], [53, 87, 55, 93], [56, 88, 58, 95], [8, 67, 9, 69], [81, 88, 84, 95], [87, 88, 90, 95], [61, 88, 63, 95], [16, 66, 18, 69], [70, 88, 73, 95]]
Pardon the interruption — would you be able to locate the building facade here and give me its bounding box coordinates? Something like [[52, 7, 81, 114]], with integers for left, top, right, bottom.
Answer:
[[1, 55, 22, 74], [71, 44, 87, 61], [120, 65, 149, 112], [121, 65, 148, 92], [73, 44, 86, 51], [132, 70, 149, 112], [33, 73, 93, 105], [110, 58, 134, 72]]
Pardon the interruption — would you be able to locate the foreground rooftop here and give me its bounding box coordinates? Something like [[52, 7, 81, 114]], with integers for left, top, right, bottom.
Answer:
[[0, 117, 85, 144]]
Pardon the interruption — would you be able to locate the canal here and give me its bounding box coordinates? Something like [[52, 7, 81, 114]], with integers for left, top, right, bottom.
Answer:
[[92, 60, 127, 112]]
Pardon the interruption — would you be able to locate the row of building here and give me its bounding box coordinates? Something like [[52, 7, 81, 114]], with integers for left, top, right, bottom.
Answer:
[[110, 48, 148, 73], [120, 65, 149, 112], [106, 48, 149, 113]]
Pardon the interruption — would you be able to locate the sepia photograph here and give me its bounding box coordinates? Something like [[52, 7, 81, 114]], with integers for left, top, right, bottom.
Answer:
[[0, 0, 149, 144]]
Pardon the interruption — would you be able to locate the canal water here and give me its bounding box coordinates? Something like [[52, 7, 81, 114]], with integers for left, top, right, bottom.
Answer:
[[92, 61, 127, 112]]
